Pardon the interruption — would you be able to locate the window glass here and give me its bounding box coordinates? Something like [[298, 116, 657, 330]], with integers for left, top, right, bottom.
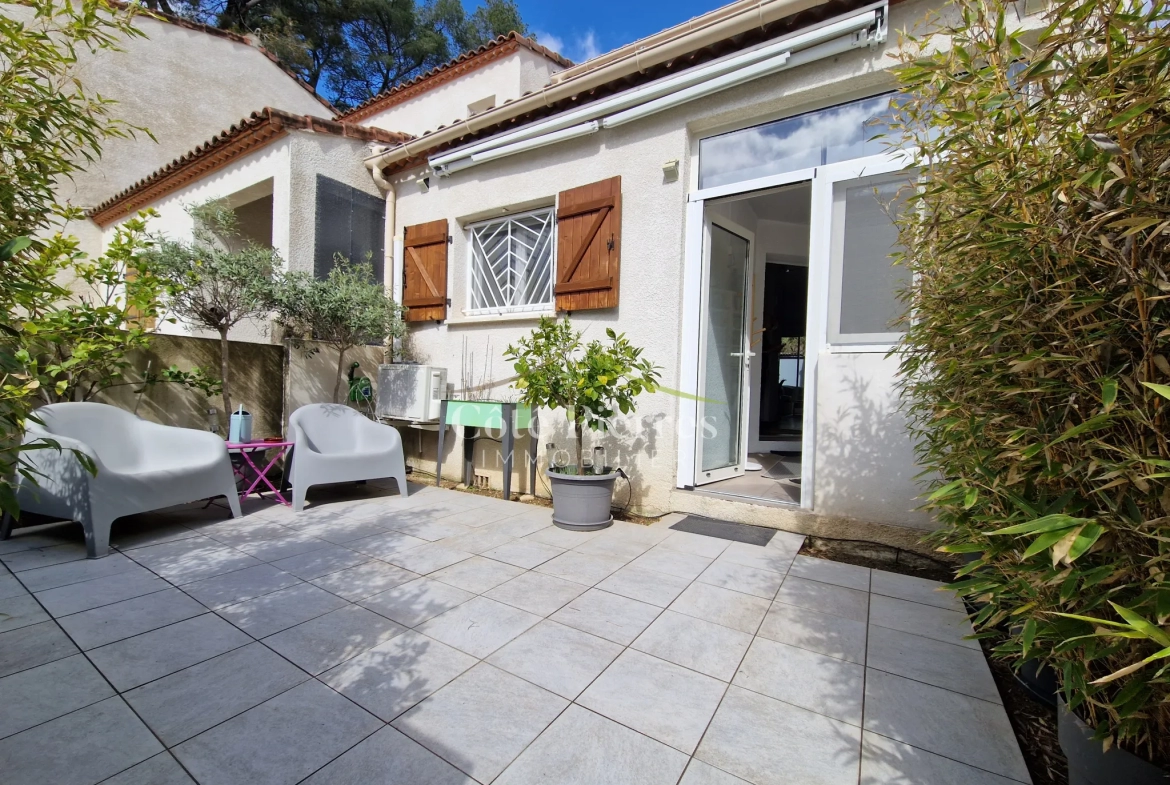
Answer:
[[468, 209, 554, 314]]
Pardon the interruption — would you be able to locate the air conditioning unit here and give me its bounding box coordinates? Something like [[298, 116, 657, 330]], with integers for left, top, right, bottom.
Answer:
[[376, 364, 447, 422]]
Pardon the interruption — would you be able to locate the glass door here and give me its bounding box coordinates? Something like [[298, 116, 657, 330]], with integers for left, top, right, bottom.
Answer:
[[695, 218, 754, 485]]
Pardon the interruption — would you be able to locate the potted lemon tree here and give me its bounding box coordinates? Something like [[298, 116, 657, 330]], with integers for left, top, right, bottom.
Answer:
[[505, 317, 659, 530]]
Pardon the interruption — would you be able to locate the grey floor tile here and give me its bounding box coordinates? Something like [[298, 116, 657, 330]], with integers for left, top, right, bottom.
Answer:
[[394, 517, 474, 542], [15, 552, 142, 593], [302, 726, 474, 785], [179, 564, 301, 610], [270, 544, 369, 580], [431, 555, 525, 594], [235, 533, 332, 563], [481, 538, 564, 570], [630, 546, 714, 581], [492, 514, 553, 539], [309, 560, 418, 601], [124, 642, 309, 746], [487, 619, 622, 699], [535, 550, 628, 586], [788, 555, 871, 591], [110, 522, 202, 552], [658, 530, 731, 559], [386, 543, 474, 575], [550, 588, 662, 645], [34, 569, 169, 618], [393, 662, 568, 784], [346, 530, 428, 560], [863, 669, 1029, 782], [870, 569, 964, 611], [262, 604, 405, 675], [359, 576, 473, 627], [416, 596, 541, 658], [295, 517, 396, 545], [733, 636, 864, 725], [57, 588, 205, 650], [679, 760, 753, 784], [495, 704, 688, 785], [102, 752, 196, 785], [440, 506, 518, 530], [757, 601, 868, 664], [578, 649, 726, 754], [197, 518, 300, 548], [697, 559, 785, 599], [484, 571, 587, 616], [867, 624, 1001, 703], [633, 610, 752, 681], [216, 582, 349, 638], [0, 528, 81, 555], [668, 581, 770, 634], [320, 629, 477, 720], [173, 680, 381, 785], [524, 524, 601, 549], [696, 685, 862, 785], [595, 564, 691, 607], [0, 696, 163, 785], [87, 613, 250, 691], [860, 731, 1024, 785], [0, 593, 49, 632], [0, 542, 88, 572], [718, 541, 795, 574], [0, 654, 114, 739], [0, 620, 79, 677], [775, 575, 869, 622], [440, 526, 515, 556], [0, 573, 26, 600], [126, 538, 264, 584], [869, 593, 979, 649], [574, 533, 654, 561]]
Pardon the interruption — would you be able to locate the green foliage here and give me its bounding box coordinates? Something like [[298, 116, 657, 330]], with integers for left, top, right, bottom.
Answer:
[[504, 317, 659, 473], [892, 0, 1170, 760], [272, 258, 406, 403]]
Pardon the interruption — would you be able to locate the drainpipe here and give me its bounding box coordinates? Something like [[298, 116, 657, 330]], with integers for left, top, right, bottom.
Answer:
[[366, 152, 398, 363]]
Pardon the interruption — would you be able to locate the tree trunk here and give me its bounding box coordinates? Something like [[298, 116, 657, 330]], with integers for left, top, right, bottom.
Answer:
[[333, 345, 349, 404], [574, 415, 584, 475], [219, 327, 232, 431]]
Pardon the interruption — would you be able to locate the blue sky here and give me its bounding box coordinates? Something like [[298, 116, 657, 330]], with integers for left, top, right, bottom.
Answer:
[[511, 1, 730, 64]]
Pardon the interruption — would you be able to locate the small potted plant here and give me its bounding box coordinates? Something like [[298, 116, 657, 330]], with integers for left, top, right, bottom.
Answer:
[[505, 317, 659, 530]]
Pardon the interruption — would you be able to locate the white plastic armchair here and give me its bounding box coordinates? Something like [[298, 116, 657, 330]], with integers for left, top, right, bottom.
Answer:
[[288, 404, 408, 512], [7, 402, 241, 558]]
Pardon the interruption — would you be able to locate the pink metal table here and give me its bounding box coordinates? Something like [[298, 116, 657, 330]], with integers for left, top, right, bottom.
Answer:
[[227, 440, 293, 506]]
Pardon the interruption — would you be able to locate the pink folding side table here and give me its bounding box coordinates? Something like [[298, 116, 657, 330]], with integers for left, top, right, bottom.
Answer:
[[227, 440, 294, 506]]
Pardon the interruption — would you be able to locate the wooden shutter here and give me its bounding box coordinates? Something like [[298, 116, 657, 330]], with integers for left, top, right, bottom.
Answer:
[[402, 219, 448, 322], [555, 176, 621, 312]]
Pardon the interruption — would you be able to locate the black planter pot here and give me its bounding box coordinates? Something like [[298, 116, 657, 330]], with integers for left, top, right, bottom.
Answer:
[[1057, 699, 1169, 785], [1015, 660, 1059, 708]]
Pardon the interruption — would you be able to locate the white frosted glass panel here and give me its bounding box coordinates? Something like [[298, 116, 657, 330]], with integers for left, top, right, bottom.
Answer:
[[700, 225, 750, 473], [837, 179, 910, 336]]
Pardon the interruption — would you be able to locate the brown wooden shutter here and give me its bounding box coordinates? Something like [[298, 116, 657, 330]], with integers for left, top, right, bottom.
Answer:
[[402, 219, 448, 322], [555, 176, 621, 312]]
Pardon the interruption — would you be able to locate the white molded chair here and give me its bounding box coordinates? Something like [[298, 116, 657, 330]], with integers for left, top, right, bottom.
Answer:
[[6, 402, 241, 558], [288, 404, 408, 512]]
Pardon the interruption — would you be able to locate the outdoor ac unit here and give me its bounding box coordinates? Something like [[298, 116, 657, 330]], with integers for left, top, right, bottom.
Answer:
[[376, 364, 447, 422]]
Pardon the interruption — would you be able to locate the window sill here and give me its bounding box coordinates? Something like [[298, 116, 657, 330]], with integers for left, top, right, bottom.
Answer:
[[448, 310, 557, 326], [825, 342, 899, 354]]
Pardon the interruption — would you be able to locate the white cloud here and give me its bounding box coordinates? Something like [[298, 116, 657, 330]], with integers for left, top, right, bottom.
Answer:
[[533, 28, 603, 64], [576, 30, 601, 62], [532, 30, 566, 57]]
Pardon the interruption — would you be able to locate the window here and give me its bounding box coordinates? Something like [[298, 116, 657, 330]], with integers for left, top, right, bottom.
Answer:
[[314, 175, 385, 281], [467, 208, 555, 315]]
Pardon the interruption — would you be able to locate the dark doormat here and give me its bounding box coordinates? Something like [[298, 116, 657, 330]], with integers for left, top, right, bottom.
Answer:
[[670, 515, 777, 546]]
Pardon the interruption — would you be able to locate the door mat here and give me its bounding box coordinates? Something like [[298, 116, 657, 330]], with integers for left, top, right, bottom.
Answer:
[[670, 515, 777, 546]]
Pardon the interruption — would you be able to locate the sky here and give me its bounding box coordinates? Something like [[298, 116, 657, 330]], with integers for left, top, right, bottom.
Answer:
[[509, 0, 731, 64]]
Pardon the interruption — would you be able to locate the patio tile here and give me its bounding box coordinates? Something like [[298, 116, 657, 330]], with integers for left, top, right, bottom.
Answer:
[[595, 564, 691, 607], [484, 571, 588, 616], [679, 760, 753, 785], [574, 533, 654, 561], [718, 541, 795, 574], [0, 654, 114, 739], [302, 726, 474, 785], [0, 620, 79, 677], [0, 593, 50, 632], [33, 569, 169, 617], [57, 587, 205, 650], [788, 555, 871, 591], [262, 605, 405, 674], [487, 619, 622, 699], [869, 594, 978, 649], [124, 642, 309, 746], [633, 610, 752, 681], [216, 582, 348, 638], [394, 517, 474, 542], [696, 685, 862, 785], [658, 530, 731, 559], [125, 538, 264, 584], [173, 680, 381, 785], [863, 669, 1029, 782], [103, 752, 195, 785], [551, 588, 662, 644], [494, 704, 688, 785], [768, 529, 807, 553], [235, 533, 331, 562], [431, 555, 525, 594], [482, 538, 564, 569], [88, 613, 250, 691], [775, 575, 869, 622], [870, 569, 964, 611], [393, 662, 568, 784], [0, 528, 81, 555], [757, 601, 868, 664], [492, 514, 552, 539], [269, 544, 369, 580], [416, 596, 541, 658], [386, 543, 474, 575], [198, 518, 300, 547], [578, 649, 726, 754], [296, 517, 395, 544], [697, 560, 784, 599], [347, 530, 428, 560], [733, 636, 864, 725], [867, 624, 1001, 703], [630, 546, 714, 581], [321, 630, 477, 720], [0, 542, 88, 572], [110, 522, 202, 551], [669, 581, 770, 634], [0, 572, 26, 599], [179, 564, 301, 610], [534, 550, 627, 585], [524, 525, 601, 549], [15, 551, 141, 592], [440, 505, 518, 529], [440, 526, 516, 555], [360, 576, 474, 627], [309, 560, 418, 601], [860, 731, 1023, 785]]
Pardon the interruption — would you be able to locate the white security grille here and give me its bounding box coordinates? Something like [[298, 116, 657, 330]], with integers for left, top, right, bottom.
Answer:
[[467, 208, 554, 314]]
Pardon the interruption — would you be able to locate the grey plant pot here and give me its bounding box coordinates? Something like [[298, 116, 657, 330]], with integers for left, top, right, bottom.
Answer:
[[548, 469, 616, 531], [1057, 698, 1169, 785]]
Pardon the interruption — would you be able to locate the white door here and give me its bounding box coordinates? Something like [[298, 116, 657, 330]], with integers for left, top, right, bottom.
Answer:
[[694, 216, 755, 485]]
